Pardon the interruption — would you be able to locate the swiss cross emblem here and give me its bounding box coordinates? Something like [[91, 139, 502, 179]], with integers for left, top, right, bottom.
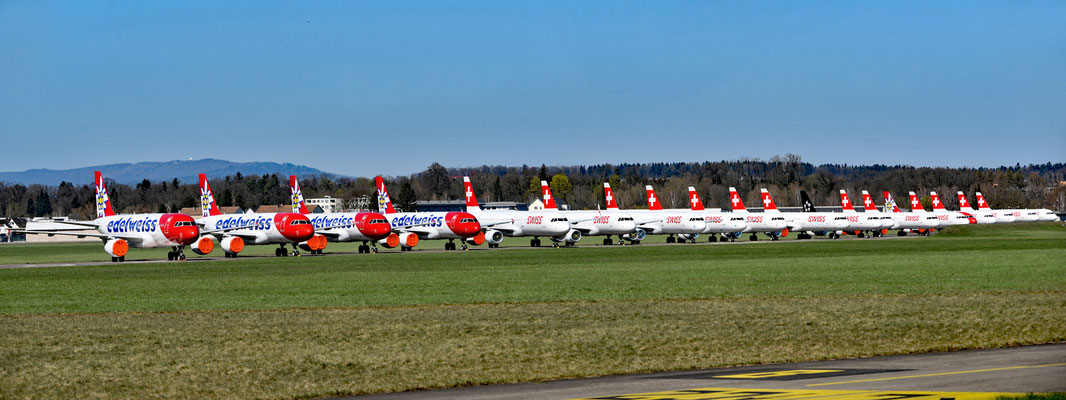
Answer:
[[763, 196, 771, 207], [605, 192, 613, 204], [732, 195, 740, 206], [543, 190, 551, 202], [912, 198, 920, 207], [864, 197, 872, 207], [960, 197, 968, 206], [978, 198, 985, 206], [465, 188, 473, 200], [648, 193, 657, 206], [691, 194, 699, 206], [932, 198, 940, 206]]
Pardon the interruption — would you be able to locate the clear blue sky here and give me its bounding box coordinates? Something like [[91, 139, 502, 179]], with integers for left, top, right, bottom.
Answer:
[[2, 1, 1063, 176]]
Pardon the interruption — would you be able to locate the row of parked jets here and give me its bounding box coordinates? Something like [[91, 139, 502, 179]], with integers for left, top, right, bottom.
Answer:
[[16, 171, 1059, 262]]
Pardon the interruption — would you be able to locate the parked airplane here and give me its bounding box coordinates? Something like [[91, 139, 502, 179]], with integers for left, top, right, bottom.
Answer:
[[290, 176, 392, 254], [928, 191, 976, 226], [881, 191, 940, 235], [858, 190, 896, 235], [463, 176, 571, 248], [727, 187, 789, 240], [684, 187, 747, 242], [955, 192, 997, 224], [625, 185, 706, 243], [779, 190, 850, 239], [539, 181, 637, 246], [15, 171, 202, 261], [375, 176, 483, 251], [838, 190, 886, 237], [973, 192, 1015, 223], [198, 173, 317, 257]]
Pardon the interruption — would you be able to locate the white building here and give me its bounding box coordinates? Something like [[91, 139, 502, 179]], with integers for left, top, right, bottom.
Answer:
[[23, 217, 98, 243], [306, 196, 341, 213]]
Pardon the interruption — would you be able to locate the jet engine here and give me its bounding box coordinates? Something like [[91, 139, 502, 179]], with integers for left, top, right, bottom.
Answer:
[[220, 236, 245, 254], [677, 233, 700, 242], [104, 239, 129, 257], [621, 228, 646, 242], [483, 229, 504, 245], [464, 231, 486, 246], [298, 234, 329, 252], [553, 228, 581, 243], [192, 236, 215, 255], [380, 232, 419, 249]]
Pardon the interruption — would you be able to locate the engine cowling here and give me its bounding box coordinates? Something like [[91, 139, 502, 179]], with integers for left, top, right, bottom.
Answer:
[[192, 236, 215, 255], [483, 229, 504, 245], [104, 239, 129, 257], [298, 234, 329, 252], [379, 233, 400, 248], [677, 233, 700, 241], [553, 229, 582, 243], [379, 232, 419, 249], [220, 236, 245, 254], [397, 232, 418, 248], [622, 228, 646, 242], [464, 231, 486, 246]]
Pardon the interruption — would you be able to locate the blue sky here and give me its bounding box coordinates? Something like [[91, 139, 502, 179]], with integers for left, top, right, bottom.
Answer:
[[1, 1, 1063, 176]]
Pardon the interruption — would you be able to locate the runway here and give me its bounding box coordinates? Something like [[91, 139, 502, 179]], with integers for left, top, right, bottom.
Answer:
[[342, 343, 1066, 400]]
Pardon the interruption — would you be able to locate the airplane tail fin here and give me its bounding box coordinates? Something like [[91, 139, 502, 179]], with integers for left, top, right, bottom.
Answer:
[[540, 180, 558, 209], [289, 175, 309, 214], [760, 189, 780, 212], [839, 190, 855, 212], [463, 176, 481, 211], [975, 192, 991, 210], [645, 185, 663, 210], [883, 192, 901, 213], [908, 191, 926, 213], [956, 191, 973, 211], [860, 190, 877, 212], [729, 187, 747, 212], [375, 176, 397, 214], [94, 171, 116, 218], [930, 191, 947, 211], [687, 187, 705, 211], [603, 183, 619, 210], [198, 173, 222, 217], [800, 190, 818, 212]]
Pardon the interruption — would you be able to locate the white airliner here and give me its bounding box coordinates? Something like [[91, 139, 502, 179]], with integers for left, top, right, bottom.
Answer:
[[539, 181, 637, 246], [771, 190, 848, 240], [290, 176, 393, 254], [197, 173, 317, 257], [376, 176, 483, 251], [976, 191, 1056, 222], [15, 171, 202, 261], [463, 176, 571, 248], [906, 191, 972, 228], [881, 192, 940, 235], [973, 192, 1015, 223], [954, 192, 997, 224], [684, 187, 747, 242], [837, 190, 886, 238], [857, 190, 896, 235], [626, 185, 707, 243], [727, 187, 789, 241]]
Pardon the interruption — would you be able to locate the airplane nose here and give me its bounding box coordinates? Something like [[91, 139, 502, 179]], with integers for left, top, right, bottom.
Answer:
[[283, 224, 314, 242], [458, 221, 481, 237], [371, 223, 391, 240]]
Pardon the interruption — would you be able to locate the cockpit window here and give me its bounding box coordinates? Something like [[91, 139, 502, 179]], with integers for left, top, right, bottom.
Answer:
[[617, 217, 634, 221], [370, 219, 388, 224], [290, 220, 310, 225], [834, 217, 847, 220], [731, 217, 744, 221], [690, 217, 702, 221], [173, 221, 195, 227], [550, 218, 569, 222], [459, 218, 476, 223], [771, 217, 784, 221]]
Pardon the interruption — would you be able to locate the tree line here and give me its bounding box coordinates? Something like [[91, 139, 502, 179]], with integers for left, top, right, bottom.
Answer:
[[2, 156, 1064, 219]]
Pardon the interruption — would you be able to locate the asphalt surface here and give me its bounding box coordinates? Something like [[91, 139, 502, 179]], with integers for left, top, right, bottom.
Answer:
[[341, 344, 1066, 399], [0, 234, 921, 269]]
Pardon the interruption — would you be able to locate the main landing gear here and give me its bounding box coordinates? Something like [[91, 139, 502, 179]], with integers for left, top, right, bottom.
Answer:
[[357, 241, 378, 254], [166, 246, 186, 261], [444, 239, 468, 251], [749, 234, 759, 241], [111, 256, 126, 262], [275, 244, 299, 257], [530, 237, 542, 247], [666, 235, 676, 243]]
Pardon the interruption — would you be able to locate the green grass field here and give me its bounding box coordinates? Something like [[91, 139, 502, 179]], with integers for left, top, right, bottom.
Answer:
[[1, 222, 1064, 399]]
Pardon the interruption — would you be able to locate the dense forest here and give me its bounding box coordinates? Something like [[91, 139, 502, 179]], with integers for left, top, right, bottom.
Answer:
[[2, 156, 1064, 219]]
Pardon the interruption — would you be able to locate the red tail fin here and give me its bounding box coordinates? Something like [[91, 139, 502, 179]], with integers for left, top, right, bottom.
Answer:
[[908, 191, 926, 212], [839, 190, 855, 211], [375, 176, 397, 214], [930, 191, 947, 210], [198, 173, 222, 217], [540, 180, 558, 209], [687, 187, 704, 211], [462, 176, 480, 211], [289, 175, 309, 214], [760, 189, 779, 211], [975, 192, 990, 210], [603, 183, 619, 210], [860, 191, 877, 211], [729, 187, 746, 211], [956, 191, 973, 210], [94, 171, 115, 218], [645, 185, 663, 210]]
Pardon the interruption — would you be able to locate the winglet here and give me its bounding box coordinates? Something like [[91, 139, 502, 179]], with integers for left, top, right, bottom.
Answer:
[[463, 176, 481, 211], [645, 185, 663, 210], [929, 191, 947, 210], [760, 189, 779, 212], [540, 180, 558, 209], [289, 175, 309, 214], [729, 187, 746, 212], [198, 173, 222, 217], [603, 183, 619, 210], [375, 176, 397, 214], [94, 171, 116, 218], [687, 187, 704, 211]]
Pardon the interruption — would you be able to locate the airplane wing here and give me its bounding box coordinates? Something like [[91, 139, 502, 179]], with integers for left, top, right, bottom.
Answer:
[[390, 221, 433, 232], [635, 218, 662, 225], [199, 224, 257, 235], [398, 226, 437, 238], [53, 220, 99, 228], [14, 229, 146, 245]]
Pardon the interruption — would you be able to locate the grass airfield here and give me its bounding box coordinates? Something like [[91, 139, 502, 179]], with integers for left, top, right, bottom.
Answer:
[[1, 223, 1064, 399]]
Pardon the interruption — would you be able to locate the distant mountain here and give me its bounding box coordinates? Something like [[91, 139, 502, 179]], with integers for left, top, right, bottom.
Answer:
[[0, 159, 339, 186]]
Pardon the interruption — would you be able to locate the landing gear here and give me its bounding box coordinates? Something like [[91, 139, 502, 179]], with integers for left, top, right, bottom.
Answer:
[[603, 237, 612, 246], [224, 252, 238, 258], [897, 230, 907, 237], [167, 247, 186, 261], [770, 235, 779, 241], [357, 241, 378, 254], [749, 234, 759, 241], [829, 233, 840, 239], [487, 243, 499, 248], [111, 256, 125, 262], [797, 233, 811, 240], [530, 238, 542, 247], [666, 235, 676, 243], [708, 235, 718, 243]]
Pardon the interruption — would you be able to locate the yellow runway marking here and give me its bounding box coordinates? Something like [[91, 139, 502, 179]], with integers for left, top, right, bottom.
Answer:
[[715, 370, 844, 379], [570, 387, 1025, 400], [806, 363, 1066, 387]]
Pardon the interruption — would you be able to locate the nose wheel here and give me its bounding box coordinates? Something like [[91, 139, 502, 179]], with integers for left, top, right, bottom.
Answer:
[[167, 247, 186, 261]]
